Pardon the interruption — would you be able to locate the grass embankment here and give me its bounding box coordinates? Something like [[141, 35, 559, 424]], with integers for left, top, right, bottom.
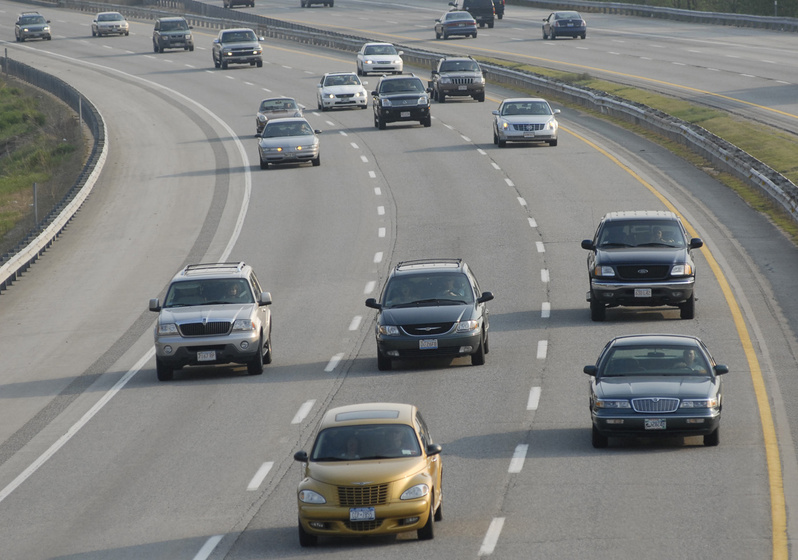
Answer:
[[0, 76, 85, 256], [478, 58, 798, 244]]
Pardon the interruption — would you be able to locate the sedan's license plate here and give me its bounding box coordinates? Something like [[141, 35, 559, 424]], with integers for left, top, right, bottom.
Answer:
[[197, 350, 216, 362], [645, 418, 666, 430], [419, 339, 438, 350], [634, 288, 652, 298], [400, 111, 410, 117], [350, 507, 375, 521]]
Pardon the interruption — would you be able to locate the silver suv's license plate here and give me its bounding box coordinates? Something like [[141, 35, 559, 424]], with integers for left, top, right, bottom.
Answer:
[[350, 507, 375, 521], [197, 350, 216, 362], [419, 339, 438, 350]]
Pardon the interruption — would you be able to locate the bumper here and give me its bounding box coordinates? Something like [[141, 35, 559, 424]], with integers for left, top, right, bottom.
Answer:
[[159, 38, 193, 49], [363, 64, 402, 74], [500, 129, 557, 142], [377, 330, 482, 360], [97, 26, 128, 35], [378, 106, 430, 124], [592, 411, 721, 438], [442, 27, 477, 37], [439, 84, 484, 97], [298, 497, 431, 537], [154, 333, 259, 368], [259, 147, 319, 164], [320, 97, 367, 109], [223, 55, 262, 65], [552, 27, 586, 37], [590, 277, 695, 307], [21, 32, 51, 40]]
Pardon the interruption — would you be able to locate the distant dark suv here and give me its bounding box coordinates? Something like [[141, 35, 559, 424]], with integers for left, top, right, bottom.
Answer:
[[581, 211, 703, 321], [430, 56, 486, 103], [153, 17, 194, 52], [371, 74, 431, 129], [449, 0, 495, 28], [149, 262, 273, 381], [365, 259, 494, 370]]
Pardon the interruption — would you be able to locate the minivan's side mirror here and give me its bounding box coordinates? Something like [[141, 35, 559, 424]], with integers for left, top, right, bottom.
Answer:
[[584, 365, 597, 376], [477, 291, 494, 304], [365, 298, 382, 310]]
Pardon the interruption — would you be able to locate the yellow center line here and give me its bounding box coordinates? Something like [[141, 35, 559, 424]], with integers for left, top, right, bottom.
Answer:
[[565, 125, 787, 560]]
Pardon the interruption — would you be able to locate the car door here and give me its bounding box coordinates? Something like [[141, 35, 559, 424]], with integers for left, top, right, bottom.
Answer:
[[415, 411, 442, 506]]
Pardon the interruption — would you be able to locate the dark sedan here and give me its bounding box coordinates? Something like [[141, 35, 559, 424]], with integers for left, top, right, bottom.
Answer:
[[585, 334, 728, 448], [542, 11, 586, 40], [435, 11, 478, 40]]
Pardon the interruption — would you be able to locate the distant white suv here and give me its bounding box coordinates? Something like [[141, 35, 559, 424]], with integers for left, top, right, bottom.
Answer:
[[149, 262, 273, 381]]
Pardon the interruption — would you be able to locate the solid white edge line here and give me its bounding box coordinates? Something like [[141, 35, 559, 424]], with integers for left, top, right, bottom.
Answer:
[[527, 386, 541, 410], [193, 535, 224, 560], [247, 461, 274, 491], [508, 444, 529, 473], [479, 517, 505, 556]]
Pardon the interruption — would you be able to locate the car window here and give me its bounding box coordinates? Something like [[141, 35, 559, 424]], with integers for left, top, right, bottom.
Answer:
[[164, 279, 253, 307], [381, 79, 424, 94], [161, 20, 188, 31], [597, 221, 685, 247], [601, 346, 710, 376], [20, 15, 46, 24], [383, 273, 474, 307], [99, 13, 123, 21], [222, 31, 255, 42], [310, 425, 421, 461]]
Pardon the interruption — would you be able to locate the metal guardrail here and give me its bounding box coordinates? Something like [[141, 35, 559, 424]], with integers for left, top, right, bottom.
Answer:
[[1, 0, 796, 294]]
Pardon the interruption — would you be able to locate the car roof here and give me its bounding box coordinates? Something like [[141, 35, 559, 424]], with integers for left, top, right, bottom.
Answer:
[[97, 11, 123, 16], [158, 16, 187, 21], [264, 117, 309, 125], [390, 258, 466, 277], [319, 403, 416, 429], [601, 210, 679, 222], [609, 334, 702, 348], [363, 42, 393, 47], [502, 97, 548, 104], [172, 262, 251, 282], [379, 73, 421, 82], [324, 71, 357, 77]]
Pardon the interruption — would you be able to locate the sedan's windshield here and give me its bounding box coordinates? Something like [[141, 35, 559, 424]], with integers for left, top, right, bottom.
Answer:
[[365, 45, 397, 55], [501, 101, 552, 116], [98, 13, 124, 21], [311, 425, 421, 461], [600, 346, 710, 377], [261, 121, 314, 138]]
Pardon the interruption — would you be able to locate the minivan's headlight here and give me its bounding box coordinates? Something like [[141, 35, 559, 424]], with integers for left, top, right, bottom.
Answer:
[[400, 484, 429, 500], [379, 325, 400, 336], [456, 320, 479, 333], [298, 490, 326, 504]]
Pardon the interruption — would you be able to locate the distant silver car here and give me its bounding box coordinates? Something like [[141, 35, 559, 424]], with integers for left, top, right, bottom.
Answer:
[[257, 117, 321, 169], [316, 72, 368, 111], [255, 97, 304, 134], [492, 97, 560, 147], [212, 28, 263, 69], [356, 42, 404, 76], [92, 12, 129, 37]]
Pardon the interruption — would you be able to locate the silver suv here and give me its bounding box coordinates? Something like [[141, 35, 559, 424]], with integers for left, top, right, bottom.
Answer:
[[149, 262, 273, 381], [429, 56, 486, 103]]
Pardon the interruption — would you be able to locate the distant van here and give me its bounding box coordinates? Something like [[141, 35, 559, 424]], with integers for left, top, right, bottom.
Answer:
[[449, 0, 495, 28]]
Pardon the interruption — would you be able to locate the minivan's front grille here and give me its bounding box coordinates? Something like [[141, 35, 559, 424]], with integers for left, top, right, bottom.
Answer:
[[631, 398, 679, 413], [402, 322, 455, 336], [617, 265, 670, 280], [338, 484, 389, 507], [179, 322, 231, 336]]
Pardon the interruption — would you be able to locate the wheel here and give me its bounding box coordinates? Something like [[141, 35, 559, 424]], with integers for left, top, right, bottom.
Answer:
[[221, 60, 228, 69], [543, 30, 548, 40], [548, 139, 558, 146], [550, 31, 556, 39], [247, 336, 264, 375], [377, 352, 391, 371], [298, 519, 317, 547], [497, 13, 503, 19], [374, 113, 380, 129], [473, 32, 478, 38], [592, 426, 608, 448], [443, 31, 448, 40], [435, 31, 441, 40], [476, 92, 485, 102], [356, 67, 362, 76], [377, 113, 386, 130], [156, 359, 174, 382], [260, 158, 268, 170], [497, 138, 506, 148], [263, 330, 273, 364], [439, 92, 446, 103], [189, 45, 194, 52], [471, 334, 486, 365], [125, 31, 130, 36], [704, 427, 720, 447], [257, 60, 263, 68], [479, 22, 485, 28], [434, 493, 443, 521], [422, 116, 431, 127], [154, 43, 160, 53], [680, 293, 695, 319], [417, 503, 435, 540], [581, 33, 586, 39], [92, 29, 96, 37], [488, 21, 494, 28], [493, 129, 498, 145], [590, 295, 606, 321], [483, 331, 490, 354], [19, 36, 25, 42], [213, 56, 220, 68], [312, 154, 321, 166]]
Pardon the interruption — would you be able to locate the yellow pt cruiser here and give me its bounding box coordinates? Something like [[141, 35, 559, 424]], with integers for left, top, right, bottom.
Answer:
[[293, 402, 443, 546]]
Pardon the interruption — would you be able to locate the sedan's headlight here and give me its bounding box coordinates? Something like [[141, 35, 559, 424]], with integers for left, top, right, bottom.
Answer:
[[594, 399, 631, 409], [400, 484, 430, 500], [158, 323, 178, 335], [379, 325, 400, 336], [232, 319, 255, 331], [456, 320, 479, 333], [680, 398, 719, 409], [671, 264, 693, 276], [593, 265, 615, 277], [298, 490, 326, 504], [325, 93, 335, 99], [354, 91, 364, 98], [545, 119, 558, 131]]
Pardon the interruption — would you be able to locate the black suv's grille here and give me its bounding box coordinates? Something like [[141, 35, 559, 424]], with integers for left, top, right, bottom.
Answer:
[[631, 398, 679, 413], [338, 484, 389, 507], [617, 265, 670, 280], [402, 322, 455, 336], [512, 123, 545, 131], [179, 322, 231, 336]]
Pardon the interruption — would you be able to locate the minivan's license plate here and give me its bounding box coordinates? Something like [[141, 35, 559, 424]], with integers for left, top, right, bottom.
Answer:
[[419, 339, 438, 350], [634, 288, 652, 298], [197, 350, 216, 362], [350, 507, 375, 521], [645, 419, 666, 430]]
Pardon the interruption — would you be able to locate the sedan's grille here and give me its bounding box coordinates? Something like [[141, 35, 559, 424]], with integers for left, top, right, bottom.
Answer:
[[337, 93, 355, 99], [450, 77, 474, 85], [344, 520, 383, 531], [513, 123, 545, 131], [338, 484, 389, 507], [179, 322, 231, 336], [617, 265, 670, 280], [402, 322, 455, 336], [631, 398, 679, 413]]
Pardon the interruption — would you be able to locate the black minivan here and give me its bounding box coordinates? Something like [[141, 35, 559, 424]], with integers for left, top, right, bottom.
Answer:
[[449, 0, 495, 28]]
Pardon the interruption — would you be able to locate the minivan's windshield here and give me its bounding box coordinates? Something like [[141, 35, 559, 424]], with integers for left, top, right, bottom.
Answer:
[[382, 273, 474, 307]]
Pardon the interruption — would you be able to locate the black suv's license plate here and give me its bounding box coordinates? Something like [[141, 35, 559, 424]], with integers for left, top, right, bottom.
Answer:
[[634, 288, 652, 298]]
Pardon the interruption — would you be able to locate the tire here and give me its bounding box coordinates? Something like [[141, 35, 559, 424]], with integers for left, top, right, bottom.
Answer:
[[704, 427, 720, 447], [443, 32, 448, 40], [213, 56, 220, 68], [435, 31, 441, 40], [497, 13, 503, 19], [417, 503, 435, 540], [581, 33, 586, 39], [488, 21, 494, 28], [92, 29, 96, 37], [154, 43, 161, 53], [439, 92, 446, 103], [260, 158, 268, 170], [493, 129, 498, 145], [422, 116, 431, 127], [374, 113, 380, 129], [592, 426, 609, 448], [549, 139, 558, 146], [498, 138, 506, 148], [247, 336, 264, 375], [356, 67, 362, 76], [189, 45, 194, 52], [312, 154, 321, 166], [484, 331, 490, 354], [377, 352, 391, 371], [257, 60, 263, 68], [156, 359, 174, 382], [680, 293, 695, 319], [298, 519, 317, 547], [550, 31, 556, 40], [471, 334, 486, 365], [378, 113, 387, 130], [263, 330, 273, 364], [434, 492, 443, 521], [221, 60, 228, 70], [590, 295, 606, 321], [543, 30, 548, 40], [476, 92, 485, 102]]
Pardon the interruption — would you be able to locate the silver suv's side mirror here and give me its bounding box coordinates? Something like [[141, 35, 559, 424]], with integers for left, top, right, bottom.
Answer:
[[149, 298, 161, 312]]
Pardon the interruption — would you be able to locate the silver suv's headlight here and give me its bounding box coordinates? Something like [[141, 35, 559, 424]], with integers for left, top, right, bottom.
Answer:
[[158, 323, 178, 335], [232, 319, 256, 331]]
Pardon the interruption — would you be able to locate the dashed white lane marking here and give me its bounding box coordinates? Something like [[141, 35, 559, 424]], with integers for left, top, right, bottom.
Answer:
[[349, 316, 362, 330], [508, 444, 529, 473], [338, 130, 347, 136], [517, 197, 526, 207], [536, 242, 545, 252], [374, 187, 382, 195], [324, 354, 343, 373], [378, 227, 386, 237], [244, 81, 254, 86], [461, 135, 471, 142], [537, 340, 548, 359], [247, 461, 274, 491], [505, 178, 514, 187], [477, 148, 487, 155], [193, 535, 223, 560], [528, 217, 537, 228], [541, 302, 550, 318], [377, 206, 385, 215], [350, 142, 359, 149], [541, 269, 550, 282], [369, 171, 376, 178], [292, 400, 316, 423], [325, 120, 334, 126], [527, 387, 541, 410], [479, 517, 505, 556], [365, 281, 376, 294], [374, 252, 383, 263], [360, 155, 368, 163], [262, 88, 272, 92], [491, 162, 500, 170]]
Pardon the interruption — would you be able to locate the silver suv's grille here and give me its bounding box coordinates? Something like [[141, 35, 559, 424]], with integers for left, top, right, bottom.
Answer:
[[179, 322, 231, 336], [513, 123, 545, 131], [402, 322, 455, 336], [338, 484, 389, 506], [631, 398, 679, 413], [450, 77, 474, 85]]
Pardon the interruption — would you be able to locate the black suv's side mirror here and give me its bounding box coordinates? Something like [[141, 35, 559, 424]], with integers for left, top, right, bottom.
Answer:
[[581, 239, 595, 250], [371, 90, 378, 96], [689, 238, 704, 249]]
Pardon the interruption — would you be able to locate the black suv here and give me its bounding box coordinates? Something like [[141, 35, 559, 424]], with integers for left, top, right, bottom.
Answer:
[[153, 17, 194, 52], [365, 259, 494, 370], [430, 56, 486, 103], [372, 74, 431, 129], [448, 0, 495, 28], [581, 211, 703, 321]]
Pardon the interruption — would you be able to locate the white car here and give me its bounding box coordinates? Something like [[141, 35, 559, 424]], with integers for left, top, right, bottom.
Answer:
[[91, 12, 129, 37], [356, 42, 404, 76], [492, 97, 560, 147], [316, 72, 368, 111]]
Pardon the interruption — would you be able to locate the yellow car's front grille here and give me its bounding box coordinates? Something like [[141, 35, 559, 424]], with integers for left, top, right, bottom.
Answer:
[[344, 519, 383, 531], [337, 484, 389, 507]]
